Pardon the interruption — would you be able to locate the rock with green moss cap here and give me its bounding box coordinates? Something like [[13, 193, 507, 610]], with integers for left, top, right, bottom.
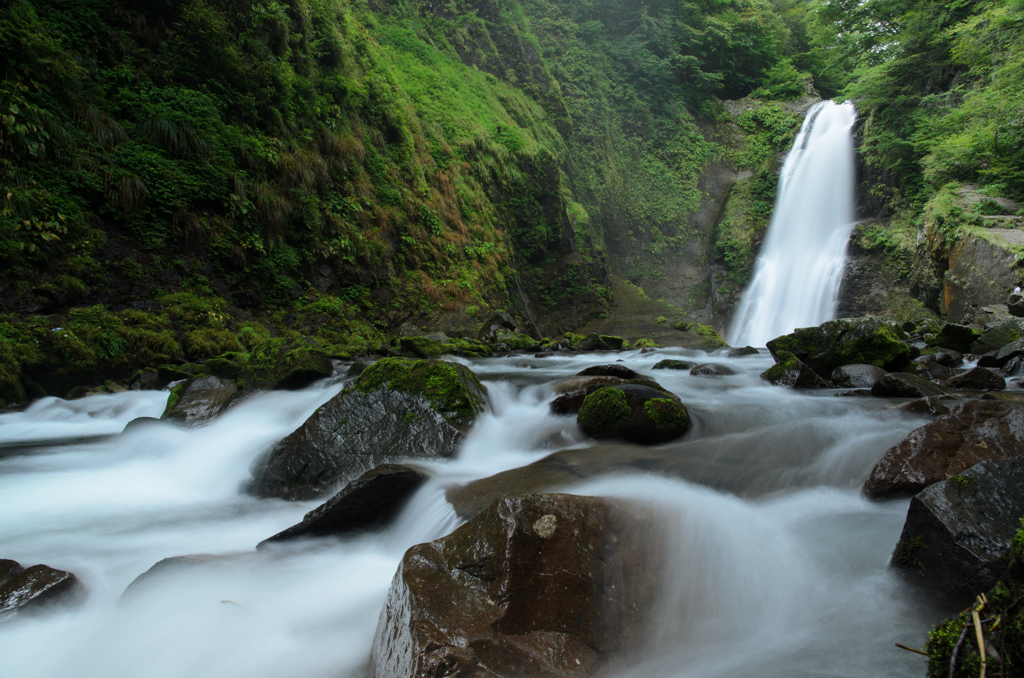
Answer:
[[766, 316, 912, 377], [248, 358, 488, 500], [244, 337, 334, 390], [760, 351, 832, 388], [576, 385, 690, 445], [927, 323, 981, 353], [161, 375, 239, 426]]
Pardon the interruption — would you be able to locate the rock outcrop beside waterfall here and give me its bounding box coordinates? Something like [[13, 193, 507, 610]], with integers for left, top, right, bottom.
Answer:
[[247, 358, 488, 500], [864, 400, 1024, 498], [369, 494, 660, 678], [765, 317, 913, 377]]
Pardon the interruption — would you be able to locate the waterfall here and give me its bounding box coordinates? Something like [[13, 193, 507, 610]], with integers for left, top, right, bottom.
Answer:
[[728, 100, 858, 347]]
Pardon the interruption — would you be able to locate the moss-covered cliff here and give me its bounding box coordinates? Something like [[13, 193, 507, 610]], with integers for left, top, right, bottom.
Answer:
[[0, 0, 834, 402]]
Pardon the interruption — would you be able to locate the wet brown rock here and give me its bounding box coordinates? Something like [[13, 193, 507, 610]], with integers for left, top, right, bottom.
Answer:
[[369, 494, 660, 678], [942, 366, 1006, 391], [894, 397, 950, 417], [0, 561, 85, 622], [863, 400, 1024, 498]]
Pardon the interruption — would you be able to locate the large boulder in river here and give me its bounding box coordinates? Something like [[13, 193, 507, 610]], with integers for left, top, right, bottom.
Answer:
[[831, 364, 887, 388], [863, 400, 1024, 498], [161, 375, 239, 425], [369, 494, 659, 678], [766, 316, 912, 377], [259, 464, 430, 546], [550, 376, 675, 415], [1, 560, 85, 622], [760, 350, 832, 388], [890, 456, 1024, 594], [577, 385, 690, 445], [247, 358, 488, 500]]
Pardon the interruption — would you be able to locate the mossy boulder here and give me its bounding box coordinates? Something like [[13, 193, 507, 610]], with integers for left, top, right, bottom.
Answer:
[[970, 320, 1024, 355], [760, 350, 832, 388], [927, 323, 981, 353], [245, 337, 334, 390], [399, 335, 458, 358], [248, 358, 489, 500], [576, 385, 690, 445], [726, 346, 760, 357], [766, 316, 912, 377]]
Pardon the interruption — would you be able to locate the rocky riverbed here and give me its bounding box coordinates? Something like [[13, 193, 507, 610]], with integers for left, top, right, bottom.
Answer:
[[2, 320, 1024, 677]]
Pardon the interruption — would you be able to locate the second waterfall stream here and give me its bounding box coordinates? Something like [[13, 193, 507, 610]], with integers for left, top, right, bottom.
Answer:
[[729, 100, 858, 347]]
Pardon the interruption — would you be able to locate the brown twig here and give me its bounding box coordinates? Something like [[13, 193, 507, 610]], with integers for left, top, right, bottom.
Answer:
[[895, 643, 929, 657]]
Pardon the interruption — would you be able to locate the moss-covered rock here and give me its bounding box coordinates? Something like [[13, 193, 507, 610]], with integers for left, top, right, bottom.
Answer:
[[766, 316, 912, 377], [651, 359, 697, 370], [577, 384, 690, 445], [249, 359, 489, 500], [355, 358, 488, 429], [577, 387, 632, 435], [695, 324, 727, 349], [927, 323, 981, 353], [760, 350, 832, 388], [246, 337, 334, 390]]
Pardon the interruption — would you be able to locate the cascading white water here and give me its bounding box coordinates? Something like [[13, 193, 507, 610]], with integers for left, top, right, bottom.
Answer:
[[728, 100, 858, 347]]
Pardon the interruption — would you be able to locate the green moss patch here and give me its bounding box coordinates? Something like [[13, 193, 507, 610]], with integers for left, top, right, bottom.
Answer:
[[355, 357, 487, 428], [643, 398, 690, 429], [577, 387, 631, 436]]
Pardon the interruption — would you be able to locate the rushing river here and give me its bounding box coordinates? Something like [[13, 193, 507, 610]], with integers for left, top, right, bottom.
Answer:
[[0, 350, 957, 677]]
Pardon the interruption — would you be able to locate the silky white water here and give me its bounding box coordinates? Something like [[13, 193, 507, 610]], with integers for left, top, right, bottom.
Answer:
[[729, 101, 859, 347], [0, 351, 954, 677]]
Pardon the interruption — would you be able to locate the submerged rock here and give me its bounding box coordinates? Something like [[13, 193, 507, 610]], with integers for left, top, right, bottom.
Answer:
[[890, 456, 1024, 594], [576, 385, 690, 445], [651, 359, 697, 370], [576, 364, 639, 379], [870, 372, 948, 399], [760, 350, 832, 388], [0, 560, 85, 622], [894, 397, 950, 417], [864, 400, 1024, 498], [369, 494, 660, 678], [689, 363, 736, 377], [161, 375, 239, 426], [830, 364, 887, 389], [259, 464, 430, 546], [942, 366, 1006, 391], [766, 316, 911, 376], [248, 358, 488, 500]]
